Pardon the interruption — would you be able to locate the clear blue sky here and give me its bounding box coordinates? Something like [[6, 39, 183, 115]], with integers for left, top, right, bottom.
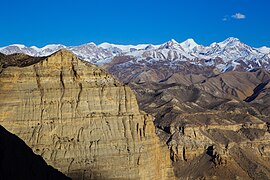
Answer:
[[1, 0, 269, 47]]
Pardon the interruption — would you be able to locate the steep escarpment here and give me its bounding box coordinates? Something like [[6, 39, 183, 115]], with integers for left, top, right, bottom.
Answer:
[[0, 50, 174, 179]]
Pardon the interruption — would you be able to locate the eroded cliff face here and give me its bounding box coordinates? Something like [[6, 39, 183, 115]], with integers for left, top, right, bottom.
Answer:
[[0, 50, 174, 179], [129, 76, 270, 179]]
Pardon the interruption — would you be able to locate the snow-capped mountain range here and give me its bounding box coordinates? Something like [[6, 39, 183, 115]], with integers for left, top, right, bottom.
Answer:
[[1, 37, 270, 72]]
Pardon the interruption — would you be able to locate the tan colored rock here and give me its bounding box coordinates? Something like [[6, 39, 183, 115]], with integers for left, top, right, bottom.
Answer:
[[0, 50, 174, 179]]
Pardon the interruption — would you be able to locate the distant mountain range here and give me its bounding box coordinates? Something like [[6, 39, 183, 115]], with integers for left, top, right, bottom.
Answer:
[[1, 37, 270, 73], [1, 39, 270, 179]]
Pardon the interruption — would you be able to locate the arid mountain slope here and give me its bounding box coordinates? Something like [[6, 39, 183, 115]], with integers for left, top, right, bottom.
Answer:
[[124, 69, 270, 179], [101, 55, 217, 84], [0, 50, 174, 179], [1, 49, 270, 179]]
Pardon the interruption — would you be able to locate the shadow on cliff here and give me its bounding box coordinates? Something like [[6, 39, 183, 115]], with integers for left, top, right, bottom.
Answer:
[[0, 125, 70, 180]]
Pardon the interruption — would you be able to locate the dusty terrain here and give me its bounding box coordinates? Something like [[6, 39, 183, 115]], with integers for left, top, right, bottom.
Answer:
[[104, 59, 270, 179]]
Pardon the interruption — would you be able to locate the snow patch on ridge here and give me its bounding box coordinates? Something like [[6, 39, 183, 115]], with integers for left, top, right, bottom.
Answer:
[[0, 38, 270, 73]]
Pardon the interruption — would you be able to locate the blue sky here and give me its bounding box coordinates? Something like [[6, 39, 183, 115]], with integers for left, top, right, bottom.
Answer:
[[1, 0, 269, 47]]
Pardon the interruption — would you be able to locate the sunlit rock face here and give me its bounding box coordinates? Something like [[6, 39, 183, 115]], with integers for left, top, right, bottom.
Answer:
[[0, 50, 174, 179]]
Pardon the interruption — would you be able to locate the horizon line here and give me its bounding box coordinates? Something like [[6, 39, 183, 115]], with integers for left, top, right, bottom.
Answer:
[[0, 37, 269, 49]]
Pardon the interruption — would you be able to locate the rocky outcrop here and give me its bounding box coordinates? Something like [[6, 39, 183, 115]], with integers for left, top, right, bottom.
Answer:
[[0, 50, 174, 179], [128, 73, 270, 179]]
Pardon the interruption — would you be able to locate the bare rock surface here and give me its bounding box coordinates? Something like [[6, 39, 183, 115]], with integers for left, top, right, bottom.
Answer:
[[120, 69, 270, 179], [0, 50, 174, 179]]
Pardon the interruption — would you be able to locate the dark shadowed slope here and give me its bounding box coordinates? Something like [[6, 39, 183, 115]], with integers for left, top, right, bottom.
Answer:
[[0, 125, 69, 180]]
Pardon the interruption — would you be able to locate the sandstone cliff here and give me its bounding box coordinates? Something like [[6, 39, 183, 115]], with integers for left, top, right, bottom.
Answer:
[[0, 50, 174, 179]]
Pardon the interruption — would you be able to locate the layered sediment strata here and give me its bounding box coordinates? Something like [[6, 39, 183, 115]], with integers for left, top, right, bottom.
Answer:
[[0, 50, 174, 179]]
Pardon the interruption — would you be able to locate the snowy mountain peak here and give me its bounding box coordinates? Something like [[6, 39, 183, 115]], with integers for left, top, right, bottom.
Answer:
[[0, 44, 39, 56], [186, 38, 197, 44], [169, 39, 178, 44], [98, 42, 112, 49], [257, 46, 270, 54], [159, 39, 184, 51], [224, 37, 240, 42], [41, 44, 66, 50], [30, 46, 39, 51], [220, 37, 241, 46], [144, 44, 156, 50], [3, 44, 28, 49], [98, 43, 150, 53], [163, 39, 179, 46], [0, 38, 270, 72], [11, 44, 27, 48], [86, 42, 96, 46], [180, 38, 198, 52], [209, 42, 219, 47]]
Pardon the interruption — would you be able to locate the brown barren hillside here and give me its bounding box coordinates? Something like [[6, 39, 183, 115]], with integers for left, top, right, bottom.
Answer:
[[104, 59, 270, 179]]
